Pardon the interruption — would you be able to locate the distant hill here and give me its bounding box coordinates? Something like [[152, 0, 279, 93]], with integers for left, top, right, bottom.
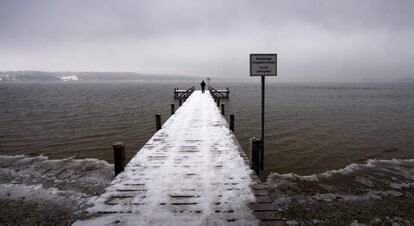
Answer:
[[362, 78, 382, 82], [398, 77, 414, 82], [0, 71, 201, 82]]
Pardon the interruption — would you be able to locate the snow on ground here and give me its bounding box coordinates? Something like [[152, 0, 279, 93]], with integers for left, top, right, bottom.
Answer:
[[74, 90, 257, 226], [60, 75, 79, 81]]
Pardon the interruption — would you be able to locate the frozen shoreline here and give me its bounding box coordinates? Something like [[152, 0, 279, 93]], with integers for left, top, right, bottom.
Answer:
[[0, 155, 413, 225]]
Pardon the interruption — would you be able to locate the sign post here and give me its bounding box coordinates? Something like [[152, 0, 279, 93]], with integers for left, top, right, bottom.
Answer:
[[250, 53, 277, 171]]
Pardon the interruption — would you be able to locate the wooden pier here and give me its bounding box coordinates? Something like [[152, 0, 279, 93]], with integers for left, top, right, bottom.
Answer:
[[174, 87, 195, 99], [209, 86, 230, 99], [75, 90, 281, 226]]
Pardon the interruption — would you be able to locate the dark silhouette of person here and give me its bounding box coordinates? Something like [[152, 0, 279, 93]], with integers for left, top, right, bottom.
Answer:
[[200, 80, 206, 93]]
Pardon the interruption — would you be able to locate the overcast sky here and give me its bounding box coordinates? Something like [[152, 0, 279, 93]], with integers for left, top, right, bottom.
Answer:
[[1, 0, 413, 82]]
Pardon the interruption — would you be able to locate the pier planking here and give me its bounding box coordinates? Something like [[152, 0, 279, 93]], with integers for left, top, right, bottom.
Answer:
[[74, 90, 280, 225]]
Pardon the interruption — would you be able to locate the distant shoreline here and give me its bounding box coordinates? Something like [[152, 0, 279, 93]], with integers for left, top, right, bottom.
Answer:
[[1, 70, 413, 83]]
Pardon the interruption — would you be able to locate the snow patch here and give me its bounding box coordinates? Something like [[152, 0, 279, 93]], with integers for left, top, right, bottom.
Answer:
[[61, 75, 79, 81], [267, 157, 414, 213], [0, 183, 90, 211], [0, 154, 113, 195]]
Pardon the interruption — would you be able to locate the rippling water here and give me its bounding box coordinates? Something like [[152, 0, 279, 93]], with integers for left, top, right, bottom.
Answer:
[[221, 82, 414, 176], [0, 82, 181, 161], [1, 81, 413, 224]]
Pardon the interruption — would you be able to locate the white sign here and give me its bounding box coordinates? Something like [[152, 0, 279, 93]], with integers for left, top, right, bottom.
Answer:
[[250, 54, 277, 76]]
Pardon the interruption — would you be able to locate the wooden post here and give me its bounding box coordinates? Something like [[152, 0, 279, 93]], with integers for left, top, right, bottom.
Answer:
[[179, 99, 182, 107], [171, 104, 175, 115], [113, 142, 125, 176], [217, 98, 220, 107], [155, 114, 161, 131], [249, 137, 261, 175], [221, 104, 225, 116], [230, 114, 234, 132]]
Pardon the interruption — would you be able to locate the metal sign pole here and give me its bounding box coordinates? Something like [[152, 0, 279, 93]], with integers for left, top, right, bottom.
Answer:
[[250, 53, 277, 173], [260, 76, 265, 170]]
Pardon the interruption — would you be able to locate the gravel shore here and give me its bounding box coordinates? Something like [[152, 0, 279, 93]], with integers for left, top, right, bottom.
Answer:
[[270, 193, 414, 225], [0, 199, 81, 226]]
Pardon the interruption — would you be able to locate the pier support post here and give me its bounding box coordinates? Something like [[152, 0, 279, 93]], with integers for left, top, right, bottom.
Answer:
[[113, 142, 125, 176], [221, 104, 225, 116], [249, 137, 261, 175], [179, 99, 182, 107], [217, 98, 220, 107], [155, 114, 161, 131], [230, 114, 234, 132], [171, 104, 175, 115]]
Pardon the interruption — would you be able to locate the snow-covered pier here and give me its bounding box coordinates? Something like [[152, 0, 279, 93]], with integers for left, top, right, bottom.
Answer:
[[75, 90, 280, 226]]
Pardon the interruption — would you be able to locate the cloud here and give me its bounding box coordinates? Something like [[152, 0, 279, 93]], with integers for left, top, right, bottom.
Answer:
[[1, 0, 413, 82]]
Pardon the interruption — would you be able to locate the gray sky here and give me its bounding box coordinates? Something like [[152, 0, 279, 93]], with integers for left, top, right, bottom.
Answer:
[[1, 0, 414, 82]]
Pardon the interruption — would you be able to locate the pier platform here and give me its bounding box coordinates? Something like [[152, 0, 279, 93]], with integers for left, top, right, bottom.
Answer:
[[75, 91, 280, 226]]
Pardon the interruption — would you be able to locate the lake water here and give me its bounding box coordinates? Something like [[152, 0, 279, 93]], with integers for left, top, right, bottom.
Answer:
[[1, 81, 413, 224]]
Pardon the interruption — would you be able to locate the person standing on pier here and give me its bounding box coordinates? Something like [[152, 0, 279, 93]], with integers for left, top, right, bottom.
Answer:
[[200, 80, 206, 93]]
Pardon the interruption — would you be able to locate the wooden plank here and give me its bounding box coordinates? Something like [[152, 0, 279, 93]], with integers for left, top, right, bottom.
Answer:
[[253, 212, 283, 221], [248, 203, 277, 211], [253, 189, 269, 196], [253, 196, 273, 203], [253, 184, 269, 190], [259, 221, 285, 226]]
